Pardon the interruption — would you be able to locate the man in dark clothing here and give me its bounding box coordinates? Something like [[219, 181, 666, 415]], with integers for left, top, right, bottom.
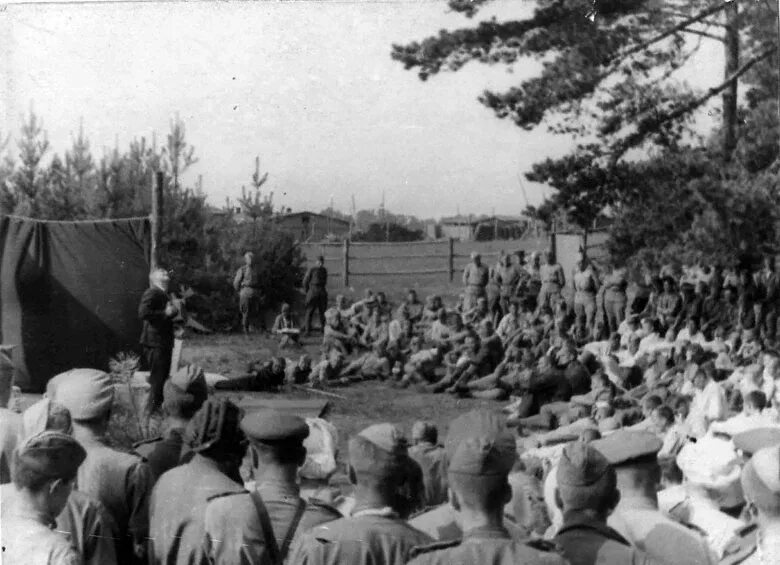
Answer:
[[233, 251, 263, 334], [215, 357, 287, 392], [408, 421, 447, 509], [139, 267, 178, 418], [303, 256, 328, 336]]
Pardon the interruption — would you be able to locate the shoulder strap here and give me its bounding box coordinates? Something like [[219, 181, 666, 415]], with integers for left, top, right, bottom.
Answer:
[[249, 490, 281, 565], [279, 498, 307, 562]]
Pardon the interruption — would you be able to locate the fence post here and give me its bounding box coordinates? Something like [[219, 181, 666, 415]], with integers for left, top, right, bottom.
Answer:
[[448, 238, 455, 282], [343, 239, 350, 287], [150, 171, 164, 270]]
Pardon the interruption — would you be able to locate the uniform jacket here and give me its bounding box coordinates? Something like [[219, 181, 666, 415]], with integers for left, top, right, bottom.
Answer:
[[134, 427, 188, 484], [139, 287, 174, 349], [408, 442, 447, 509], [149, 454, 244, 565], [204, 481, 341, 565], [1, 499, 80, 565]]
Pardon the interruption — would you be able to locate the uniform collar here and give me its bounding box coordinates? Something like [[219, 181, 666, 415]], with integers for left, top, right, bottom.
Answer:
[[256, 479, 300, 500], [351, 505, 398, 519], [557, 510, 631, 546], [462, 525, 512, 541]]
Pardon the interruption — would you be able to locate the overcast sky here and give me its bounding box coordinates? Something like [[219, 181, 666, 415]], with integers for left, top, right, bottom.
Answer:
[[2, 0, 722, 218]]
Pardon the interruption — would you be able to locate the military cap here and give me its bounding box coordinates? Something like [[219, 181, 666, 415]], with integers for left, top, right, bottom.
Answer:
[[22, 398, 72, 439], [411, 420, 438, 444], [14, 430, 86, 480], [592, 430, 661, 467], [52, 369, 114, 420], [349, 423, 409, 475], [163, 364, 208, 407], [557, 441, 611, 487], [733, 427, 780, 457], [184, 397, 245, 454], [449, 436, 515, 476], [241, 409, 309, 443], [445, 410, 511, 460]]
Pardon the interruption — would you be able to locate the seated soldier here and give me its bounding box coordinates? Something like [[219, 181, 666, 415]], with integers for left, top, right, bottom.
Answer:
[[422, 295, 444, 325], [339, 341, 392, 384], [399, 340, 444, 388], [285, 354, 312, 385], [215, 357, 287, 392], [398, 289, 425, 326], [446, 319, 504, 394], [465, 344, 528, 400], [463, 296, 491, 326], [427, 332, 481, 393], [389, 309, 415, 351], [496, 300, 522, 344], [360, 309, 390, 348], [322, 309, 357, 355], [271, 303, 300, 348], [427, 309, 451, 345], [309, 349, 346, 388]]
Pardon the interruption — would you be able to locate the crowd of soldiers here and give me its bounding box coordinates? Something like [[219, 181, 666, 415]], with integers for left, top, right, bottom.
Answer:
[[6, 249, 780, 564]]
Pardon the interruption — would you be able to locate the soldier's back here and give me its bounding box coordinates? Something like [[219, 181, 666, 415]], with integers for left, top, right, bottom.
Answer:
[[555, 518, 670, 565], [204, 484, 341, 565], [408, 531, 567, 565], [288, 513, 432, 565]]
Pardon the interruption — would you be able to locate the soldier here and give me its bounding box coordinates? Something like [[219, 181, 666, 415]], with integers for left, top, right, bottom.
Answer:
[[139, 267, 178, 419], [407, 411, 566, 565], [1, 431, 86, 565], [234, 251, 264, 334], [53, 368, 153, 565], [288, 423, 432, 565], [554, 441, 669, 565], [214, 356, 287, 392], [408, 421, 447, 509], [149, 398, 246, 565], [592, 430, 716, 565], [462, 252, 489, 311], [573, 254, 600, 340], [303, 256, 329, 336], [6, 398, 119, 565], [134, 364, 209, 483], [204, 410, 340, 564], [538, 250, 565, 311], [0, 368, 22, 483]]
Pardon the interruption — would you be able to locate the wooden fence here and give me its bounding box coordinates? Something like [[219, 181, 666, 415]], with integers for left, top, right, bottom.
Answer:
[[299, 236, 549, 288]]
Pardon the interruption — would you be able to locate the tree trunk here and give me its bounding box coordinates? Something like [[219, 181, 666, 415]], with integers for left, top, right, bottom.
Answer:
[[722, 0, 739, 160]]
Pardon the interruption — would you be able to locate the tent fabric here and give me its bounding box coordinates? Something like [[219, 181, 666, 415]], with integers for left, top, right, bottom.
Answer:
[[0, 215, 150, 392]]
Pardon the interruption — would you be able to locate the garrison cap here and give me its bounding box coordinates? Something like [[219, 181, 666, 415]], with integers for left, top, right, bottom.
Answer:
[[445, 410, 510, 460], [52, 369, 114, 420], [733, 427, 780, 457], [557, 441, 611, 487], [349, 423, 409, 476], [22, 398, 72, 439], [411, 420, 437, 443], [184, 397, 245, 454], [741, 445, 780, 505], [241, 409, 309, 443], [592, 430, 662, 467], [163, 364, 208, 408], [14, 431, 86, 480], [445, 410, 515, 475]]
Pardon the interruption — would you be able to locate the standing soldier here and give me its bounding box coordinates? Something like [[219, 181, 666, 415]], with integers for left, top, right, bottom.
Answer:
[[53, 369, 153, 565], [139, 267, 178, 420], [303, 256, 329, 337], [288, 423, 432, 565], [204, 410, 341, 565], [573, 253, 599, 340], [149, 398, 246, 565], [234, 251, 263, 335], [462, 252, 489, 312], [495, 253, 522, 317], [538, 250, 565, 311], [1, 431, 86, 565], [408, 411, 566, 565]]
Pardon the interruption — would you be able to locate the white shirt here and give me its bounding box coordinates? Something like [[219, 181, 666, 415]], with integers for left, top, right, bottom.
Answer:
[[686, 380, 727, 438], [676, 329, 707, 346]]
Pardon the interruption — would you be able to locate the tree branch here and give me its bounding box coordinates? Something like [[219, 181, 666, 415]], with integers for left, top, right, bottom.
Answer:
[[610, 45, 776, 164], [680, 27, 724, 42]]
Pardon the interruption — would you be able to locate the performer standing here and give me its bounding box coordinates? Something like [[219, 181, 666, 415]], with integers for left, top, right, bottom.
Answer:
[[233, 251, 263, 334], [139, 267, 178, 420]]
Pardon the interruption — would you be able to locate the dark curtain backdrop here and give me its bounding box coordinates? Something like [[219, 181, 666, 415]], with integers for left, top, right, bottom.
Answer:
[[0, 216, 150, 391]]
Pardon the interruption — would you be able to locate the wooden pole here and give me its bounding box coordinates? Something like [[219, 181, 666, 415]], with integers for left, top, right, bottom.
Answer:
[[342, 239, 350, 287], [150, 171, 164, 270], [448, 238, 455, 282]]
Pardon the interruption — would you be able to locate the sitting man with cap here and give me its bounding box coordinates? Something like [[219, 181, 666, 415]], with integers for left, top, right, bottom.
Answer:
[[408, 410, 566, 565], [149, 397, 246, 565], [1, 430, 87, 565], [53, 368, 153, 565], [215, 356, 287, 392], [592, 430, 716, 565], [288, 423, 432, 565], [554, 441, 670, 565], [134, 364, 209, 482], [204, 409, 341, 565]]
